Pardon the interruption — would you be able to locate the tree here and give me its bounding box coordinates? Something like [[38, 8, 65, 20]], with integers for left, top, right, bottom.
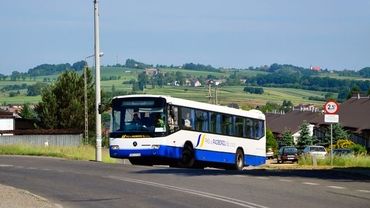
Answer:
[[35, 70, 95, 140], [359, 67, 370, 78], [297, 121, 312, 149], [266, 129, 278, 152], [281, 100, 293, 113], [259, 102, 281, 113], [27, 82, 47, 96], [280, 130, 294, 146], [322, 124, 349, 146], [137, 72, 147, 91], [19, 103, 36, 119]]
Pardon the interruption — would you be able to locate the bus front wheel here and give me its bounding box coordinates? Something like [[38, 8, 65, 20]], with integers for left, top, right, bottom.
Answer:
[[179, 143, 195, 168], [235, 149, 244, 171]]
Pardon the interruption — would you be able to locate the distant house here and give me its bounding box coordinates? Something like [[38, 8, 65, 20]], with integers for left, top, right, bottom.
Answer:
[[293, 104, 320, 112], [267, 95, 370, 150], [310, 66, 321, 71], [192, 80, 202, 87], [144, 68, 159, 76], [317, 95, 370, 150], [266, 111, 321, 145], [0, 109, 20, 135]]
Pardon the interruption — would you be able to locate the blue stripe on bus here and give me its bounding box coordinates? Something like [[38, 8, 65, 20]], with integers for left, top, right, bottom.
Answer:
[[110, 145, 265, 166]]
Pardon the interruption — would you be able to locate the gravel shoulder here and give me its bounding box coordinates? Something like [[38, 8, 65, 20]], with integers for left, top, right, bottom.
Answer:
[[0, 184, 59, 208]]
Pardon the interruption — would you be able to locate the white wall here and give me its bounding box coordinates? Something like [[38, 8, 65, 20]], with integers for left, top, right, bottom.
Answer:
[[0, 118, 14, 135]]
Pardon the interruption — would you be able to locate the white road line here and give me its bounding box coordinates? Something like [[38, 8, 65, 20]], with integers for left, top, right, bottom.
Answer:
[[356, 189, 370, 193], [279, 179, 293, 182], [302, 182, 319, 186], [106, 175, 269, 208], [327, 186, 345, 190], [0, 164, 13, 167], [256, 176, 269, 180]]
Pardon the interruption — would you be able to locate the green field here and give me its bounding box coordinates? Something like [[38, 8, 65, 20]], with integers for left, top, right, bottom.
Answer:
[[0, 67, 332, 107]]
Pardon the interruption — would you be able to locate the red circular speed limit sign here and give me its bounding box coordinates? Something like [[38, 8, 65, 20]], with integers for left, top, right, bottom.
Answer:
[[324, 100, 339, 114]]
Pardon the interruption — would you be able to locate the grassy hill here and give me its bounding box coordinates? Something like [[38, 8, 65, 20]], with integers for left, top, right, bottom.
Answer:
[[0, 66, 336, 108]]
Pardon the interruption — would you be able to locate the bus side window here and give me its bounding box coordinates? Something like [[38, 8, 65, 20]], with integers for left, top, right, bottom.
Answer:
[[181, 107, 193, 129], [245, 118, 253, 139], [168, 105, 179, 132]]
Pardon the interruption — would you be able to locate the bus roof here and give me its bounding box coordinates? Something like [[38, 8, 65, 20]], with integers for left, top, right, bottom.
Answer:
[[112, 94, 265, 120]]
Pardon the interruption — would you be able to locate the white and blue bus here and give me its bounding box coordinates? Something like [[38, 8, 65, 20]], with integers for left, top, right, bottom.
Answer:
[[109, 94, 266, 170]]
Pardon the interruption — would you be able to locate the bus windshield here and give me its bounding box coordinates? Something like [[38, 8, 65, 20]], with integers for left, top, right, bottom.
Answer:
[[111, 97, 167, 135]]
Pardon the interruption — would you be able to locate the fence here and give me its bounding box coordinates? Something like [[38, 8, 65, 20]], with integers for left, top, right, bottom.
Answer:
[[0, 134, 83, 147]]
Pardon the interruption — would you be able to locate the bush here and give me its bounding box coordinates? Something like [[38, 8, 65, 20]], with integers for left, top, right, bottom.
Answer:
[[350, 144, 367, 155], [334, 139, 367, 155], [244, 86, 264, 94]]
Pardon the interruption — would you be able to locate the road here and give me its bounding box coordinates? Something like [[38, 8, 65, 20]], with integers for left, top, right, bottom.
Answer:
[[0, 156, 369, 208]]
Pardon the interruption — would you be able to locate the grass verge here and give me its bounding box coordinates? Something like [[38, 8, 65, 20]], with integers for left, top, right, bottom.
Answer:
[[0, 144, 117, 163], [298, 155, 370, 168]]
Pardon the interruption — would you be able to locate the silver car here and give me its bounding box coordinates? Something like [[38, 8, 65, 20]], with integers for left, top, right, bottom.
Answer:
[[303, 145, 327, 159]]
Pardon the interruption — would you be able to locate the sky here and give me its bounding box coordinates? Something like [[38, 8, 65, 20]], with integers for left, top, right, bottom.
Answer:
[[1, 0, 370, 75]]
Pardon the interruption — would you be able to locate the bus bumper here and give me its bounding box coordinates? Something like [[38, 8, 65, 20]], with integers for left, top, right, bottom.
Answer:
[[109, 145, 182, 159]]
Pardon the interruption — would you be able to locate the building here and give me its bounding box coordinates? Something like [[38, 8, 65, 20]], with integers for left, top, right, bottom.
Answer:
[[0, 109, 21, 135], [320, 95, 370, 149], [266, 111, 321, 145], [266, 95, 370, 150], [144, 68, 159, 76]]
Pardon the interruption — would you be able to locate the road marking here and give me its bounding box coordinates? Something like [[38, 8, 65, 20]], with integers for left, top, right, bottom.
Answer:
[[356, 189, 370, 193], [256, 176, 269, 180], [279, 179, 293, 182], [327, 186, 345, 190], [106, 175, 268, 208], [0, 164, 13, 167], [302, 182, 319, 186]]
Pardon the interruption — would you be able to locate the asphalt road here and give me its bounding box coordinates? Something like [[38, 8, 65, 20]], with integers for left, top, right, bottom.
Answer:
[[0, 156, 369, 208]]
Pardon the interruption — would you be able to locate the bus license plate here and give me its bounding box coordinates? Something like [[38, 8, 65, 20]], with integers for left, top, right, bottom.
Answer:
[[129, 153, 141, 157]]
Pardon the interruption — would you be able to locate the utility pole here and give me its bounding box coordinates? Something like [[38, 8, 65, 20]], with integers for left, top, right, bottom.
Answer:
[[84, 63, 88, 144], [94, 0, 102, 162], [207, 80, 213, 104]]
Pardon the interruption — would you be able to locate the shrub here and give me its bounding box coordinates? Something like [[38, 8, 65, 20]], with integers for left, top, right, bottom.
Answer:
[[350, 144, 367, 155]]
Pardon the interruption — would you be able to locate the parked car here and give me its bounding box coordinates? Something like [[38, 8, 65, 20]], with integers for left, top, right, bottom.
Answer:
[[303, 145, 327, 159], [277, 146, 298, 163], [333, 148, 354, 156], [266, 148, 274, 159]]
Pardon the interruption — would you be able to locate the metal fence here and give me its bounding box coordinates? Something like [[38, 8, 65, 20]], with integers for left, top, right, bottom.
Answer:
[[0, 134, 82, 147]]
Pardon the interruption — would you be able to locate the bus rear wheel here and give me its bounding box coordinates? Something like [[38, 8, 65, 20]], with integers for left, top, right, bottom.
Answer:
[[235, 149, 244, 171]]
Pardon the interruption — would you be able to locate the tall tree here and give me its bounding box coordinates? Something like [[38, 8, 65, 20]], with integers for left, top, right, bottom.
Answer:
[[35, 70, 95, 135], [281, 100, 293, 113], [280, 130, 294, 146], [137, 72, 147, 91], [297, 121, 313, 149], [266, 129, 278, 152], [19, 103, 36, 119]]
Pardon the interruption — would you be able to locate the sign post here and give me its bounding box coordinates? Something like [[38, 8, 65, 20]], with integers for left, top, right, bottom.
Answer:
[[323, 101, 339, 166]]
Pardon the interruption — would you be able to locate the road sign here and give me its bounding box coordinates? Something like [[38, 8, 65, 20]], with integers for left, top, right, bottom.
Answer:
[[324, 114, 339, 123], [324, 101, 339, 114]]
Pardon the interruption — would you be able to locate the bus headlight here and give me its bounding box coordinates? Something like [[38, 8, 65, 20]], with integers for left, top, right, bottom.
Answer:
[[151, 145, 160, 149], [111, 145, 119, 150]]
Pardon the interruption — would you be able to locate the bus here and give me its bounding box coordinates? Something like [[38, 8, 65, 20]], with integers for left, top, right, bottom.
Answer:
[[109, 94, 266, 170]]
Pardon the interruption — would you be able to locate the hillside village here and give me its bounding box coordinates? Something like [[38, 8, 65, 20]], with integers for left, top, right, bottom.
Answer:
[[1, 61, 370, 152]]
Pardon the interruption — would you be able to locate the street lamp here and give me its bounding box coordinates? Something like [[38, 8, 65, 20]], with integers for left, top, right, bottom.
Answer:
[[84, 52, 104, 145]]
